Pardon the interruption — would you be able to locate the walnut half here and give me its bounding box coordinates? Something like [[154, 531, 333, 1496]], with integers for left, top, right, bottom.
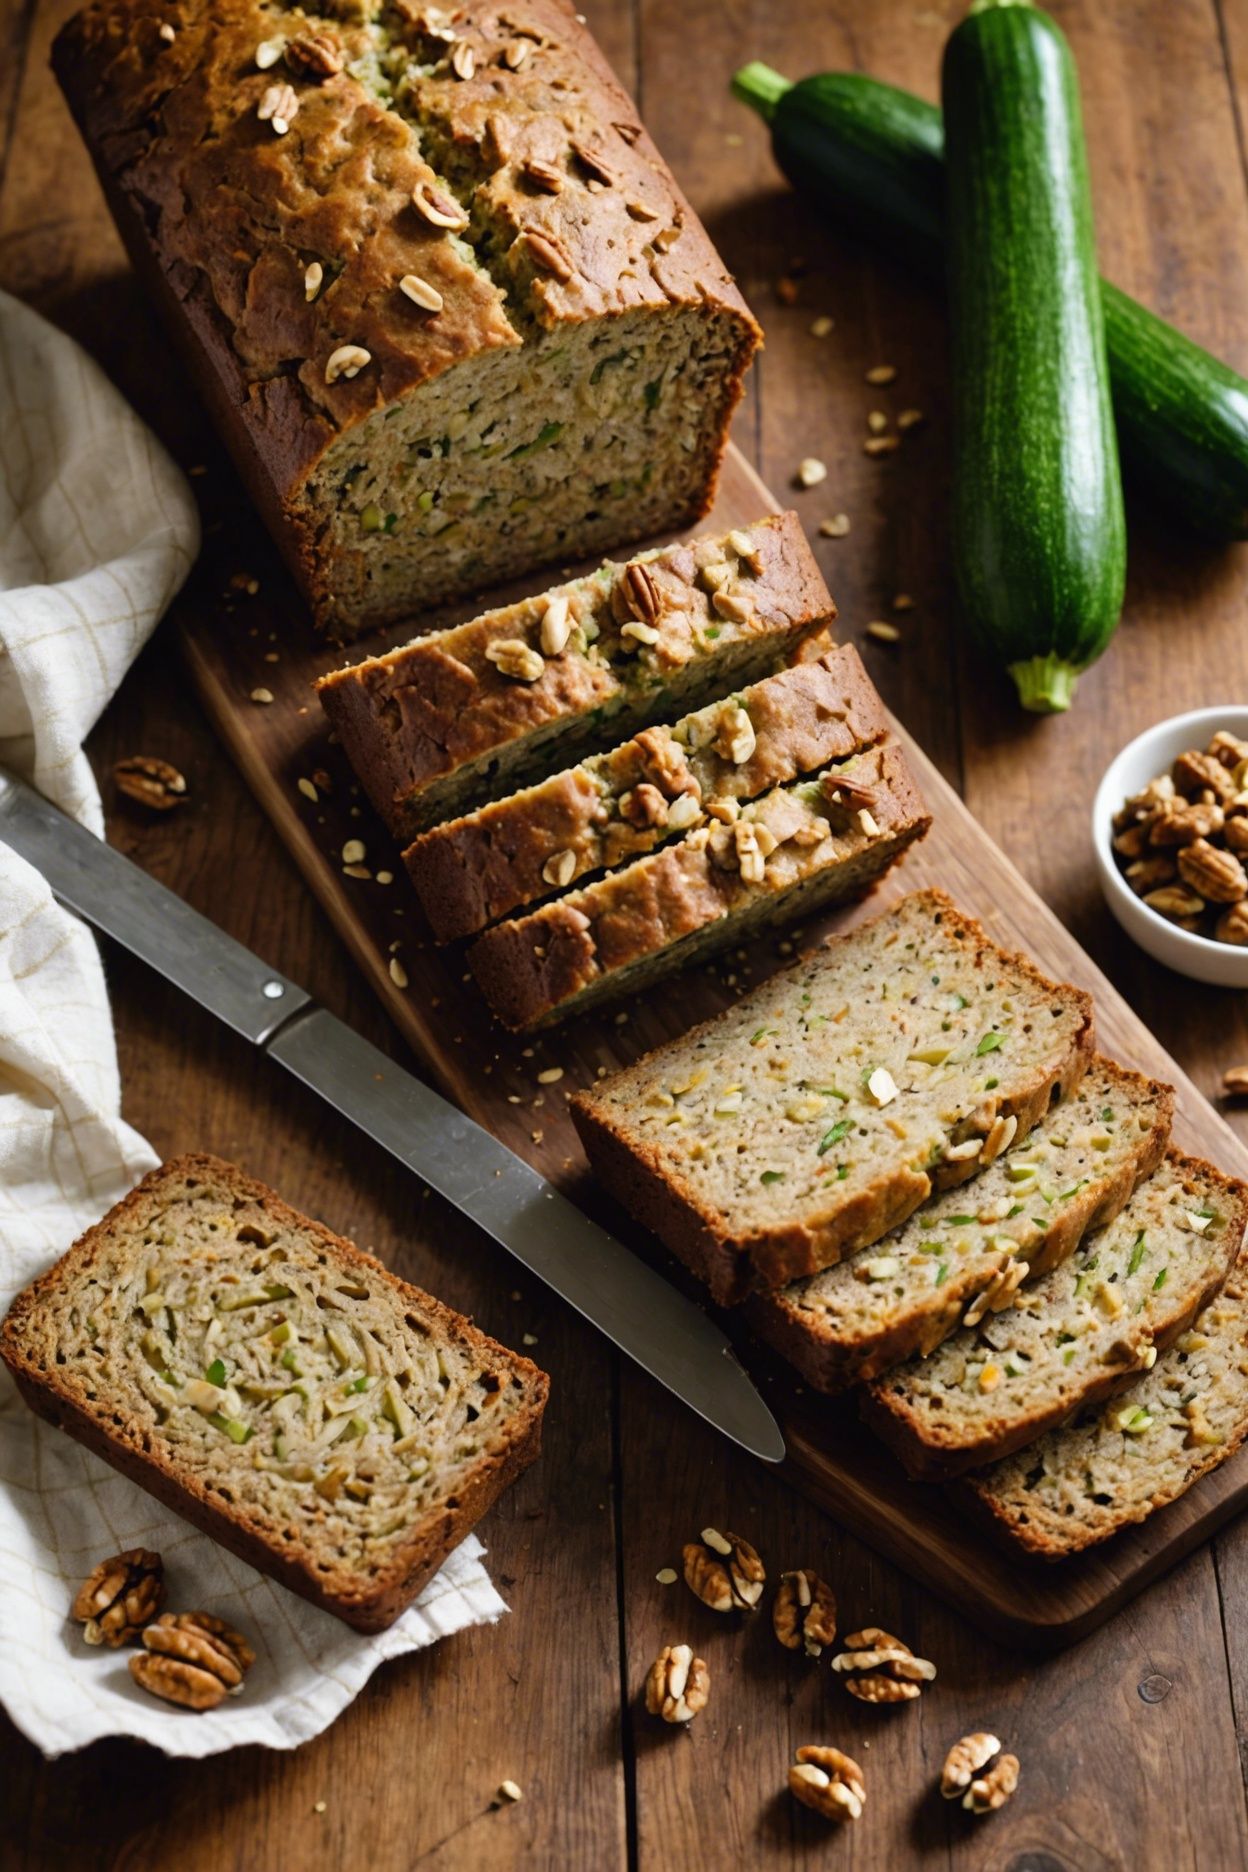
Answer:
[[644, 1643, 710, 1724], [772, 1569, 837, 1658], [831, 1627, 936, 1703], [941, 1733, 1020, 1815], [682, 1527, 765, 1612], [788, 1745, 865, 1823], [72, 1548, 165, 1647]]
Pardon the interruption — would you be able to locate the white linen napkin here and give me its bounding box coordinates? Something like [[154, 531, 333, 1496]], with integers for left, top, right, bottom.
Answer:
[[0, 289, 505, 1759]]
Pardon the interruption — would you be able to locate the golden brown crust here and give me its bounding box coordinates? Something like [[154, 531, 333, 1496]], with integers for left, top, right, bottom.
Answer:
[[571, 890, 1097, 1305], [0, 1154, 549, 1632], [747, 1066, 1175, 1393], [317, 511, 831, 839], [53, 0, 761, 636], [403, 645, 886, 943], [860, 1155, 1248, 1482], [469, 741, 930, 1031]]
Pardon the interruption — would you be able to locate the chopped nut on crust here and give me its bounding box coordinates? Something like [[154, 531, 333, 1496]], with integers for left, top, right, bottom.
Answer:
[[644, 1642, 710, 1723], [831, 1626, 935, 1702], [485, 638, 545, 682], [788, 1745, 865, 1822], [72, 1548, 164, 1647], [773, 1568, 837, 1657], [284, 31, 343, 78]]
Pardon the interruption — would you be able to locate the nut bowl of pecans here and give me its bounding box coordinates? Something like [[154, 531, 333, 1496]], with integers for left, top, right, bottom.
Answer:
[[1094, 706, 1248, 987]]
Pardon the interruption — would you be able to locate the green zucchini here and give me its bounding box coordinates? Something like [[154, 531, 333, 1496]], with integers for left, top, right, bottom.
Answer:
[[733, 65, 1248, 544], [942, 0, 1126, 711]]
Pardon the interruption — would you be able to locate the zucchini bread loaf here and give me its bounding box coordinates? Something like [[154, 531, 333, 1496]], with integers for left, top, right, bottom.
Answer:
[[862, 1152, 1248, 1479], [968, 1244, 1248, 1558], [405, 643, 886, 941], [570, 890, 1096, 1303], [0, 1156, 549, 1631], [470, 741, 930, 1030], [750, 1058, 1172, 1393], [54, 1, 761, 638], [318, 511, 831, 838]]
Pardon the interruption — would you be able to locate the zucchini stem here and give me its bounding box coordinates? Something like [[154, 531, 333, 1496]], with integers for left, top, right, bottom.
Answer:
[[731, 62, 793, 122], [1009, 654, 1080, 714]]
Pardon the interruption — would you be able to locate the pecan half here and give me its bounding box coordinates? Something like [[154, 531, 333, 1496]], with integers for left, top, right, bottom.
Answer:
[[772, 1568, 837, 1657], [130, 1611, 256, 1711], [114, 755, 187, 811], [1178, 838, 1247, 903], [72, 1548, 164, 1647], [788, 1745, 865, 1823], [284, 31, 343, 77], [617, 562, 662, 626], [644, 1643, 709, 1723], [831, 1627, 935, 1703], [1218, 902, 1248, 945]]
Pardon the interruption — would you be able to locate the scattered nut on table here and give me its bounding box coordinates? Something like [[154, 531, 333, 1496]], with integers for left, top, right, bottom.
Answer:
[[941, 1732, 1020, 1814], [682, 1527, 765, 1611], [72, 1548, 165, 1647], [788, 1745, 865, 1822], [644, 1642, 710, 1724], [129, 1610, 256, 1711], [830, 1627, 936, 1703], [772, 1568, 837, 1657], [113, 756, 187, 812], [1223, 1065, 1248, 1099]]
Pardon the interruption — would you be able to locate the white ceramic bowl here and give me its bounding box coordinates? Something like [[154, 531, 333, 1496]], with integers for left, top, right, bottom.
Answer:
[[1093, 705, 1248, 988]]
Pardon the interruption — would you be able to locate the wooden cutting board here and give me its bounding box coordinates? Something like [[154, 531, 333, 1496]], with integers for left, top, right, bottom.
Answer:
[[180, 443, 1248, 1649]]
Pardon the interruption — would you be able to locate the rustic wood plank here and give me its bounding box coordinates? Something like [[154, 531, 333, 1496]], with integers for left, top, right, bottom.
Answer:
[[0, 6, 629, 1867]]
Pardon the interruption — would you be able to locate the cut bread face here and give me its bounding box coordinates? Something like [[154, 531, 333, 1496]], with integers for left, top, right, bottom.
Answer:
[[317, 511, 832, 840], [404, 644, 887, 942], [750, 1058, 1173, 1393], [0, 1156, 549, 1632], [968, 1241, 1248, 1558], [470, 740, 931, 1031], [571, 890, 1096, 1304], [303, 304, 755, 637], [863, 1153, 1248, 1480]]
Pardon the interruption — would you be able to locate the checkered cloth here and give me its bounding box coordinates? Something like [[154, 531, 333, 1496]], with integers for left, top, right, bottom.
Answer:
[[0, 290, 505, 1758]]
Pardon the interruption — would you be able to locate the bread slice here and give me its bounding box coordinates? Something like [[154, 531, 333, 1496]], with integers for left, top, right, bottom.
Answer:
[[469, 740, 930, 1031], [862, 1152, 1248, 1480], [316, 511, 832, 839], [0, 1156, 549, 1632], [571, 889, 1096, 1304], [749, 1058, 1172, 1393], [404, 644, 887, 942], [967, 1243, 1248, 1558]]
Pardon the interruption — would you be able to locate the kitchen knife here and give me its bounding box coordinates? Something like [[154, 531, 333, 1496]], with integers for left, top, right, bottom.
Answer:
[[0, 767, 785, 1463]]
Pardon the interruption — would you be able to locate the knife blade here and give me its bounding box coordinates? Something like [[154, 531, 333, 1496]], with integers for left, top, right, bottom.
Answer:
[[0, 767, 784, 1463]]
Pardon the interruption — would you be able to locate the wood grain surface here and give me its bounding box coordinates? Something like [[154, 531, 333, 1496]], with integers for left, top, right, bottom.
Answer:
[[5, 0, 1248, 1866]]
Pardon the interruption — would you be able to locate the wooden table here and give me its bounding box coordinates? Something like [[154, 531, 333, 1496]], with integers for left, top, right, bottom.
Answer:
[[4, 0, 1248, 1864]]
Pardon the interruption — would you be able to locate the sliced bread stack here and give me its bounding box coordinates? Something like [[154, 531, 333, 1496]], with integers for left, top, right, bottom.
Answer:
[[318, 511, 834, 840], [320, 512, 933, 1028], [571, 887, 1248, 1560]]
